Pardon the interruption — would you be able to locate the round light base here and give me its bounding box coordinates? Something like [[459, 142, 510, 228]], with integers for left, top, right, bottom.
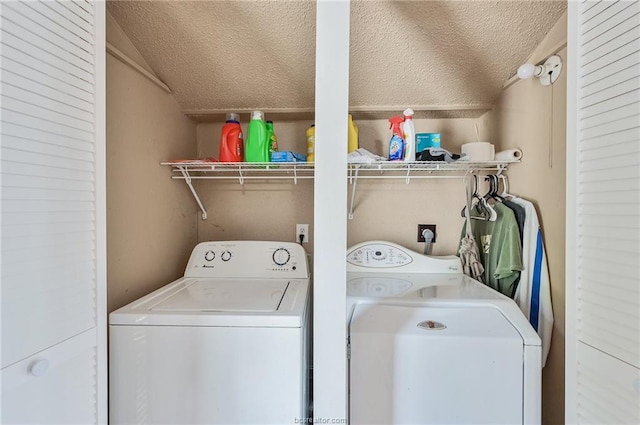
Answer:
[[539, 55, 562, 86]]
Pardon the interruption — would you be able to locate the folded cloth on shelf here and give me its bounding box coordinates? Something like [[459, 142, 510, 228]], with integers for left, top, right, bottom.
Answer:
[[348, 148, 387, 164], [416, 148, 465, 163]]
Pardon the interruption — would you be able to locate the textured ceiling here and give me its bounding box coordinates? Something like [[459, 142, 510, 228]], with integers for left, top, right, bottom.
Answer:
[[107, 0, 566, 120]]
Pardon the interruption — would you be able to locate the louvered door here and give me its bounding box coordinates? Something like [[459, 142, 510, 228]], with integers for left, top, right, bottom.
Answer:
[[0, 1, 106, 423], [566, 1, 640, 423]]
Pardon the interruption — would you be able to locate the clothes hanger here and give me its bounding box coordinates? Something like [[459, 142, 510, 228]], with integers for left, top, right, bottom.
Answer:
[[464, 175, 496, 221], [482, 176, 495, 202], [486, 176, 502, 221], [461, 175, 489, 218], [488, 175, 505, 202], [477, 176, 497, 221], [498, 174, 514, 199], [478, 195, 497, 221]]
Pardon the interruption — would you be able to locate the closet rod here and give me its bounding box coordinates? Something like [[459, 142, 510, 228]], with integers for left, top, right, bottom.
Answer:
[[106, 42, 172, 94]]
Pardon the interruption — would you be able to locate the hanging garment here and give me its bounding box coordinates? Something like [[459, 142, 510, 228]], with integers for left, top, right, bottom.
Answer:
[[502, 199, 526, 244], [459, 235, 485, 282], [511, 197, 554, 367], [462, 202, 523, 297], [501, 198, 526, 297], [458, 178, 485, 282]]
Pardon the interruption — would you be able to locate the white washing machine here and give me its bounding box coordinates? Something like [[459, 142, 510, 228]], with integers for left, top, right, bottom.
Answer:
[[109, 240, 311, 425], [346, 241, 541, 425]]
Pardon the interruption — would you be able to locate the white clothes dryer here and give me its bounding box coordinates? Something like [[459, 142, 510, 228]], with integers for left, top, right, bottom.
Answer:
[[346, 241, 541, 425], [109, 241, 311, 425]]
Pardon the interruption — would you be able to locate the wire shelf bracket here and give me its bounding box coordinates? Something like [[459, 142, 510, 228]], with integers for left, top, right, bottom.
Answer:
[[177, 166, 208, 220]]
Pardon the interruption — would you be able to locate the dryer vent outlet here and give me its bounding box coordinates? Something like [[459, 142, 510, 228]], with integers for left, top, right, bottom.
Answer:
[[417, 224, 437, 243]]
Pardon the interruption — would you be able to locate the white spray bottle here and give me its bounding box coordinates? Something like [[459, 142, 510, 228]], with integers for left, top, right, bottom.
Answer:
[[402, 108, 415, 162]]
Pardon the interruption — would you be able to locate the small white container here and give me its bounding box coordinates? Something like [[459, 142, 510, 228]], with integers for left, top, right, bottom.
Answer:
[[461, 142, 495, 161]]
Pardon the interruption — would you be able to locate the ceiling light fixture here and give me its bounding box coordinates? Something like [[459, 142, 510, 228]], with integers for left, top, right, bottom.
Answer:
[[517, 55, 563, 86]]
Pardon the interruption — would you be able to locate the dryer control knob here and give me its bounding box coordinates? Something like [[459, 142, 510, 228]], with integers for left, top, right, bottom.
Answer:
[[221, 250, 232, 262], [204, 250, 215, 261], [272, 248, 291, 266], [371, 250, 387, 261]]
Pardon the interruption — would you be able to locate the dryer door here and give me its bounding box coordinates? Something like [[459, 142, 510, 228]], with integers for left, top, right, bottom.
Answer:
[[349, 304, 524, 424]]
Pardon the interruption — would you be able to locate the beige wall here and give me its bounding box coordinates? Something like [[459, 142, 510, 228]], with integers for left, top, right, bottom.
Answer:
[[195, 121, 314, 251], [482, 13, 567, 425], [106, 43, 198, 312]]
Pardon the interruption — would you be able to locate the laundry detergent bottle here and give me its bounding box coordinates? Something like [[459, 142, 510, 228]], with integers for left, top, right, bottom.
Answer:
[[402, 108, 415, 162], [348, 114, 359, 153], [266, 120, 278, 156], [219, 113, 244, 162], [245, 111, 269, 162], [306, 124, 315, 163], [388, 116, 405, 161]]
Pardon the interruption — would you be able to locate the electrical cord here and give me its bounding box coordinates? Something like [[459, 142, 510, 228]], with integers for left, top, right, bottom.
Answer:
[[549, 69, 554, 169]]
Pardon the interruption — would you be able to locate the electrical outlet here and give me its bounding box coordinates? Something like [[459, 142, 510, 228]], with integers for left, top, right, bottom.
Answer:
[[417, 224, 437, 243], [296, 224, 309, 243]]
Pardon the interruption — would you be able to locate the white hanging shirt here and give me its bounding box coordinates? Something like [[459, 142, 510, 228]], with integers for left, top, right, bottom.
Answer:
[[511, 197, 554, 367]]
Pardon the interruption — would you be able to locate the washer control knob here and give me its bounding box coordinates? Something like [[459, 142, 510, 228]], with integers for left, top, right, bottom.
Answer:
[[204, 250, 215, 261], [371, 250, 386, 261], [221, 250, 232, 262], [272, 248, 291, 266]]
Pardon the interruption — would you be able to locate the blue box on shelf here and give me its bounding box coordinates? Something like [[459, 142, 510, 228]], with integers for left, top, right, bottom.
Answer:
[[270, 151, 307, 162], [416, 133, 442, 152]]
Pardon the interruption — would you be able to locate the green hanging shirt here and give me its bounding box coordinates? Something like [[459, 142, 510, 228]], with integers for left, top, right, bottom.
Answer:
[[460, 202, 523, 297]]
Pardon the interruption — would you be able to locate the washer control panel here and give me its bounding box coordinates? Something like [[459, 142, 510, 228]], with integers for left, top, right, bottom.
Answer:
[[347, 241, 462, 273], [347, 243, 413, 268], [185, 241, 309, 278]]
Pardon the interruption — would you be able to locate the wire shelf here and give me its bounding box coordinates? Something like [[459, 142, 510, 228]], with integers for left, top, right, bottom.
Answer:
[[162, 160, 519, 219], [162, 161, 314, 175]]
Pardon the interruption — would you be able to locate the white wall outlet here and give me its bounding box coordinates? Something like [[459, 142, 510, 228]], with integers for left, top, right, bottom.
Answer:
[[296, 224, 309, 243]]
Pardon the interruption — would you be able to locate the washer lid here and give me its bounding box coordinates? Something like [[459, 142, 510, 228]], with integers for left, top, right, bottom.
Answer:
[[150, 279, 289, 313], [110, 278, 309, 327], [350, 304, 523, 341]]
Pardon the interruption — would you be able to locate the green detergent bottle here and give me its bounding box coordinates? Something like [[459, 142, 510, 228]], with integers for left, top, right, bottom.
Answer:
[[245, 111, 269, 162], [266, 121, 278, 160]]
